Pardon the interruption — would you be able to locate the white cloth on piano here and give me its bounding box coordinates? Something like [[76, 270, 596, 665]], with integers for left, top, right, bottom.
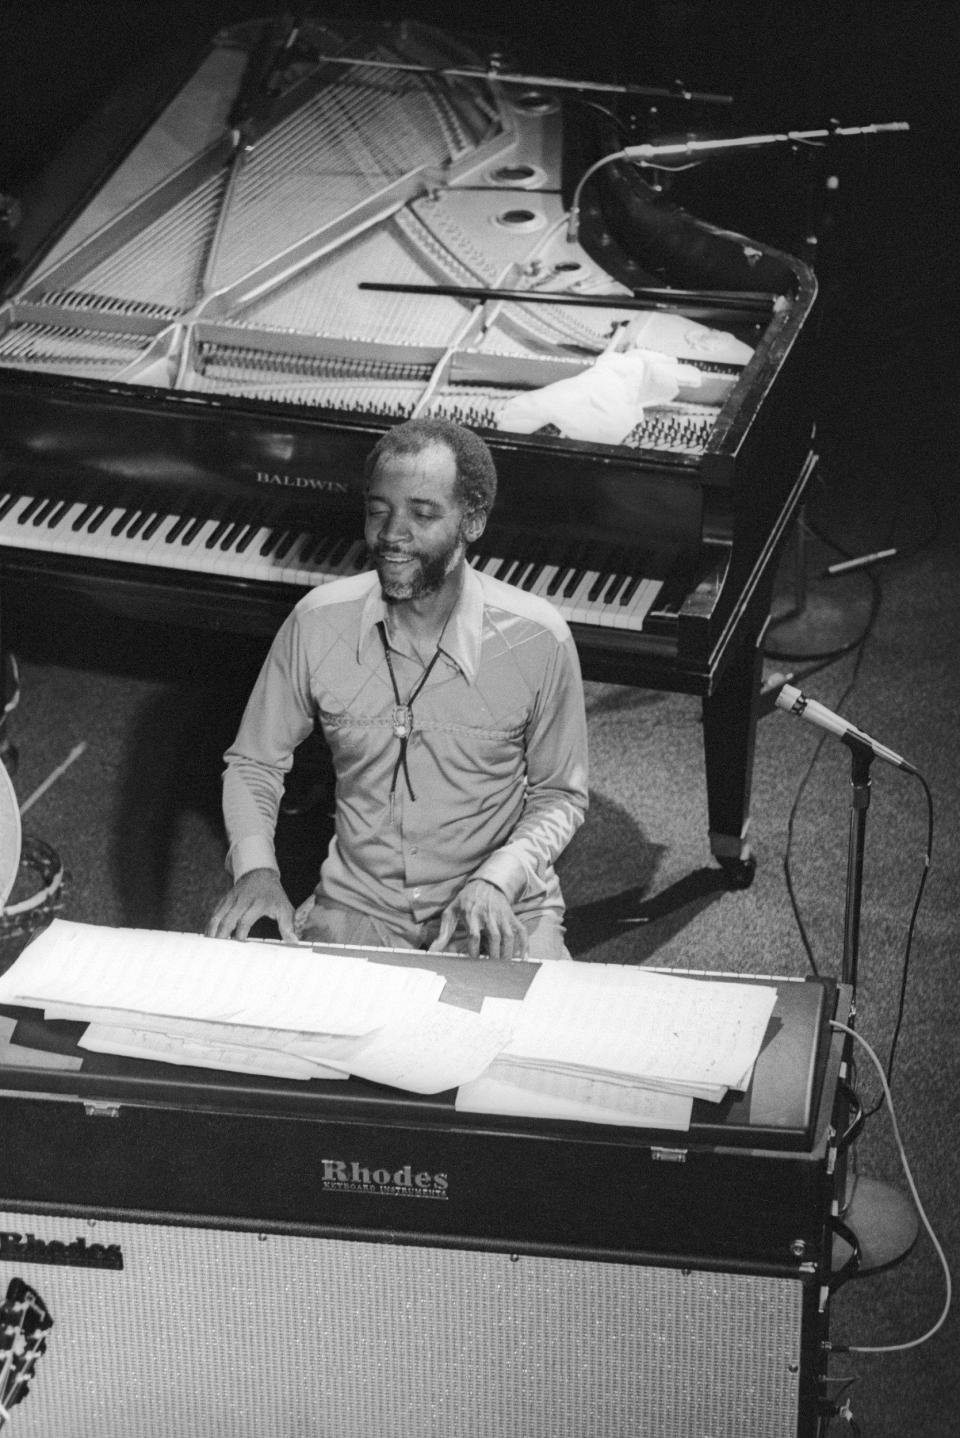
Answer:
[[623, 310, 756, 365], [497, 349, 702, 444]]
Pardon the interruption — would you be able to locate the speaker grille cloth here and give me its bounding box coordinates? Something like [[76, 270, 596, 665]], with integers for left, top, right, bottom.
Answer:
[[1, 1210, 803, 1437]]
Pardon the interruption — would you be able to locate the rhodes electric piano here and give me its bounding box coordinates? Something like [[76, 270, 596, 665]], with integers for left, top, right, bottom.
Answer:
[[0, 13, 816, 880], [0, 944, 848, 1438]]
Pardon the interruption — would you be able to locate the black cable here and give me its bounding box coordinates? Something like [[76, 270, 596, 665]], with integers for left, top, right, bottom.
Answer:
[[862, 768, 933, 1116]]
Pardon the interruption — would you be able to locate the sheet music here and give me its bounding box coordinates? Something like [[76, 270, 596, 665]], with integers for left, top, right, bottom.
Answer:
[[501, 962, 777, 1093], [0, 919, 445, 1034], [311, 1003, 517, 1094], [455, 1065, 694, 1129], [78, 1023, 348, 1081], [455, 996, 694, 1127]]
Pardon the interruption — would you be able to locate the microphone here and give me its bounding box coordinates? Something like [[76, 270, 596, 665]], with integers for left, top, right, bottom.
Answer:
[[775, 684, 916, 773]]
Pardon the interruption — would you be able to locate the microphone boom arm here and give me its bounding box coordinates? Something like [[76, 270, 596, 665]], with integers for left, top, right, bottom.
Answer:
[[566, 120, 909, 241]]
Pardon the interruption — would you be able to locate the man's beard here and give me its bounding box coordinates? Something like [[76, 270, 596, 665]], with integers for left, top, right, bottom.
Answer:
[[375, 532, 466, 601]]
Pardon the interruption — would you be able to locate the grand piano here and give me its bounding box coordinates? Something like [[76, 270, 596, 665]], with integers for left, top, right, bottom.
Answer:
[[0, 11, 816, 881]]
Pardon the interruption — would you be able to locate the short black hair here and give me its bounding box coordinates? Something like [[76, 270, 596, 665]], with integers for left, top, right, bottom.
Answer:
[[363, 417, 497, 518]]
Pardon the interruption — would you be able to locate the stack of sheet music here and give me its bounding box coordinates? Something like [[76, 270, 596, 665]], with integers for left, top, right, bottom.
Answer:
[[456, 960, 777, 1129], [0, 919, 510, 1090], [0, 920, 778, 1130]]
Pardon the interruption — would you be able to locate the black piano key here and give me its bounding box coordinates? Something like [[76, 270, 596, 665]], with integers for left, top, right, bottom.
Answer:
[[164, 513, 191, 543], [140, 511, 165, 541], [217, 521, 246, 551], [619, 573, 646, 605], [125, 509, 153, 539], [44, 499, 72, 528], [259, 528, 285, 557], [544, 543, 584, 597], [562, 565, 587, 599], [587, 571, 610, 603], [234, 523, 259, 554], [544, 546, 576, 595], [603, 573, 630, 604], [513, 544, 549, 588], [110, 508, 136, 537], [303, 534, 336, 566], [308, 537, 339, 563], [71, 502, 97, 532], [274, 531, 304, 562], [180, 515, 206, 545], [85, 506, 111, 534], [584, 546, 620, 603], [18, 495, 47, 524], [205, 518, 232, 549], [327, 536, 359, 568], [292, 532, 318, 562], [29, 497, 60, 525], [0, 492, 21, 520], [470, 550, 500, 575]]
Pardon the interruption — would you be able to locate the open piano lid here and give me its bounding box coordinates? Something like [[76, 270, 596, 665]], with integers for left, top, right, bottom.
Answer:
[[0, 12, 811, 447]]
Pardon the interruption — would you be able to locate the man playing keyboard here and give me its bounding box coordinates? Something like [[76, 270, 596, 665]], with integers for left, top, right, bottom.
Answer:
[[206, 417, 588, 961]]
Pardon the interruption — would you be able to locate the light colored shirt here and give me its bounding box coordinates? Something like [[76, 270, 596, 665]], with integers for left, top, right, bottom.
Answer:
[[222, 564, 589, 926]]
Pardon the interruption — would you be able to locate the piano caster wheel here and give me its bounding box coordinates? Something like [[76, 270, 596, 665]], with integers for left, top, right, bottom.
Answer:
[[717, 853, 756, 890]]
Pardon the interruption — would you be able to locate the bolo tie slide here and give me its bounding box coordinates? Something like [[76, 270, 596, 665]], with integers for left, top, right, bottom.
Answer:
[[378, 621, 443, 804]]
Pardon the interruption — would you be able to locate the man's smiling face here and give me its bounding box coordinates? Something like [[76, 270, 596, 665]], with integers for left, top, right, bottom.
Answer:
[[364, 441, 482, 602]]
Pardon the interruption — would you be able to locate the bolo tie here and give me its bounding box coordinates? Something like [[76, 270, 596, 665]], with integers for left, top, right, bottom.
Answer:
[[377, 620, 445, 804]]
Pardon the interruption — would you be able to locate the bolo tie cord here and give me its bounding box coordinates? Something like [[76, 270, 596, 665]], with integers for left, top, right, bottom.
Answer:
[[378, 621, 444, 803]]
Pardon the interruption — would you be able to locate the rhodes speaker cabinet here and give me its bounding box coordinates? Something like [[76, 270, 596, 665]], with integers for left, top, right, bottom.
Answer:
[[0, 969, 848, 1437]]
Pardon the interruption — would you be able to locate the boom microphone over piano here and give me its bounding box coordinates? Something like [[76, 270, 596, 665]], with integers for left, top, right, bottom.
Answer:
[[567, 121, 909, 241]]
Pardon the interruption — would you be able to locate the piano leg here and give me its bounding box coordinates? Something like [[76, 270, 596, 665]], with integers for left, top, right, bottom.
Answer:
[[702, 630, 762, 888]]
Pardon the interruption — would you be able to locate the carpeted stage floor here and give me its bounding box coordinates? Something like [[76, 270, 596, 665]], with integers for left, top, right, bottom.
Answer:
[[1, 4, 958, 1435]]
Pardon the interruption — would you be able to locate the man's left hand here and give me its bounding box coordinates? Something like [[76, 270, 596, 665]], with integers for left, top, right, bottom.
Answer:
[[429, 879, 529, 961]]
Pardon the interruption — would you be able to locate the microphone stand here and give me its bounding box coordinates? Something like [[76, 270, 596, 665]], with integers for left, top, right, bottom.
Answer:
[[835, 734, 918, 1272]]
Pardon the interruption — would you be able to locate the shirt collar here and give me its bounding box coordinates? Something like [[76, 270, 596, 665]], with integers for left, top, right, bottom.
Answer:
[[358, 563, 484, 683]]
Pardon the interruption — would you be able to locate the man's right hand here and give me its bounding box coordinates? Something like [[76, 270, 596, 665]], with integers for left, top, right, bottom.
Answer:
[[205, 868, 298, 944]]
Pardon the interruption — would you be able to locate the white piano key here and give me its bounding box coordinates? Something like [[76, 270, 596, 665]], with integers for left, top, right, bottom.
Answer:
[[614, 575, 663, 628]]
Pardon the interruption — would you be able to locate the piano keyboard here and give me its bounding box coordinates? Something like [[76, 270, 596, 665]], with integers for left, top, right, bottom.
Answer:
[[0, 489, 663, 632], [471, 549, 662, 630]]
